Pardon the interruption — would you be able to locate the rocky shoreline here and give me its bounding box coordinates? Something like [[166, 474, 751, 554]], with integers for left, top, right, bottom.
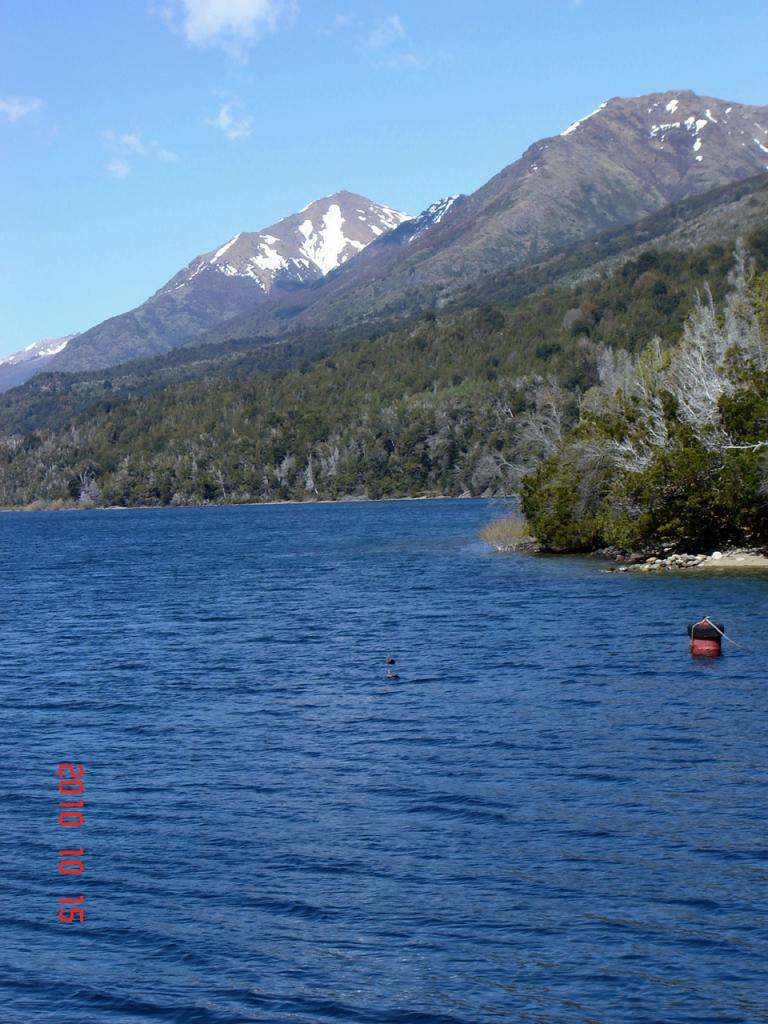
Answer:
[[483, 527, 768, 572], [604, 547, 768, 573]]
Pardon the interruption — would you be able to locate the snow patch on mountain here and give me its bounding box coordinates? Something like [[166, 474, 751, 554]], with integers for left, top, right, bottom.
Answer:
[[0, 335, 75, 366], [650, 121, 681, 138], [253, 244, 289, 272], [561, 100, 609, 136], [299, 204, 349, 275], [427, 195, 460, 224], [406, 196, 462, 243], [376, 205, 410, 232], [211, 233, 241, 262], [646, 97, 741, 161], [168, 193, 412, 297]]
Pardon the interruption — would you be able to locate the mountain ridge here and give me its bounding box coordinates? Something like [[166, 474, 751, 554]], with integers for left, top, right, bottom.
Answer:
[[0, 336, 76, 393], [2, 208, 766, 509], [148, 90, 768, 348], [4, 89, 767, 389], [47, 192, 411, 374], [332, 90, 768, 304], [3, 169, 766, 437]]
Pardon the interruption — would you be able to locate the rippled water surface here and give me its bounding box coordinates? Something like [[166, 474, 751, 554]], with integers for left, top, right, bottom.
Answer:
[[2, 500, 768, 1024]]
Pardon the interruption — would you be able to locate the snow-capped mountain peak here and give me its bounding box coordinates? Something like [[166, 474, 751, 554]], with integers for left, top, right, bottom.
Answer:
[[0, 334, 77, 392], [0, 335, 74, 367], [405, 196, 463, 243], [26, 90, 768, 382], [164, 191, 411, 297], [40, 192, 412, 374], [644, 94, 768, 166], [561, 100, 609, 136], [558, 91, 768, 170]]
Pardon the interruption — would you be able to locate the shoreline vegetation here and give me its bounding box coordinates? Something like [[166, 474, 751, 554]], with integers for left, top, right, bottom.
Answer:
[[1, 235, 767, 539], [479, 515, 538, 552], [479, 248, 768, 575], [2, 228, 766, 514], [482, 513, 768, 572], [516, 247, 768, 559], [0, 492, 468, 513], [9, 486, 768, 572]]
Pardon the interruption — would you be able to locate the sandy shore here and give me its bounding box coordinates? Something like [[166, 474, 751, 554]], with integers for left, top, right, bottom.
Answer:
[[691, 552, 768, 570]]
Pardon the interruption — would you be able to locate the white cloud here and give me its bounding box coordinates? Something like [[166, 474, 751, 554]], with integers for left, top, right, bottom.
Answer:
[[121, 132, 145, 154], [106, 159, 131, 178], [0, 96, 43, 122], [103, 130, 178, 177], [165, 0, 293, 56], [319, 13, 351, 36], [205, 100, 253, 140], [320, 11, 422, 67], [376, 52, 425, 71], [366, 14, 427, 70], [368, 13, 404, 48], [104, 130, 146, 155]]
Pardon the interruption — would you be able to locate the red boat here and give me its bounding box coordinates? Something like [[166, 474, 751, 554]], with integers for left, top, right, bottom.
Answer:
[[688, 618, 724, 656]]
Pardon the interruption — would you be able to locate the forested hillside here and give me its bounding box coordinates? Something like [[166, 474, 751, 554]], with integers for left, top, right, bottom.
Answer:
[[521, 247, 768, 553], [3, 171, 766, 437], [7, 91, 765, 392], [2, 223, 766, 510]]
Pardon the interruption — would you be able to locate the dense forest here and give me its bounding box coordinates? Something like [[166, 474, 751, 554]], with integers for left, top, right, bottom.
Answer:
[[1, 223, 767, 515], [521, 246, 768, 553]]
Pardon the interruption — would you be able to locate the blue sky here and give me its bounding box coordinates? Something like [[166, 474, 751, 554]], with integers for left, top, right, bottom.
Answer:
[[1, 0, 767, 357]]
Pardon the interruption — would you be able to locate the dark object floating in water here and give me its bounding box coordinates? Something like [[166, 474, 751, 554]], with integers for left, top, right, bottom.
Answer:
[[688, 617, 724, 656], [386, 669, 399, 680], [386, 656, 396, 665]]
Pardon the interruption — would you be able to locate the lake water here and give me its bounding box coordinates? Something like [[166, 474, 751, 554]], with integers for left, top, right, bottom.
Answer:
[[2, 499, 767, 1024]]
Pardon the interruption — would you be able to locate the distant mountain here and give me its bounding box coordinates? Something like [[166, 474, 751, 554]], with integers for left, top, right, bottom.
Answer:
[[3, 201, 767, 510], [419, 91, 768, 278], [172, 91, 768, 349], [5, 171, 766, 439], [51, 192, 410, 372], [164, 191, 408, 287], [19, 90, 768, 381], [378, 195, 464, 246], [0, 336, 75, 393], [269, 90, 768, 328]]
